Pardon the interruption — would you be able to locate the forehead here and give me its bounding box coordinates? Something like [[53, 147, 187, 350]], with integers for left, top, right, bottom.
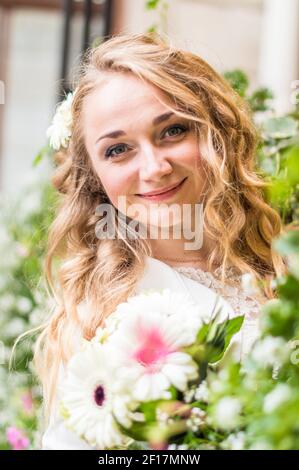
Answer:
[[82, 73, 174, 127]]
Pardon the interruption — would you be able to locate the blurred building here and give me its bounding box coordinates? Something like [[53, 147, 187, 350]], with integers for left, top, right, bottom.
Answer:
[[0, 0, 115, 195], [0, 0, 298, 194]]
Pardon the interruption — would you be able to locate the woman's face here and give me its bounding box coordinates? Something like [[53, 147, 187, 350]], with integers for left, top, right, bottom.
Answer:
[[83, 73, 208, 230]]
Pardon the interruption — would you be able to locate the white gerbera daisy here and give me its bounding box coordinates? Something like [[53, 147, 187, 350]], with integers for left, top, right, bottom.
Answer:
[[46, 91, 75, 150], [60, 341, 136, 449], [105, 288, 209, 339], [106, 293, 201, 401]]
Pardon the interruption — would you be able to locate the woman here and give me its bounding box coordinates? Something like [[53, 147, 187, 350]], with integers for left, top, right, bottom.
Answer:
[[36, 32, 285, 449]]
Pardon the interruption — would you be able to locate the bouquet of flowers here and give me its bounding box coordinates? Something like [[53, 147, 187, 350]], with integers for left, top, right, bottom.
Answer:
[[199, 230, 299, 451], [59, 288, 244, 450]]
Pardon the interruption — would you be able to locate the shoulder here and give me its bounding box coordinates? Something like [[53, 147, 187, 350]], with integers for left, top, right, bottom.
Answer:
[[137, 256, 234, 319]]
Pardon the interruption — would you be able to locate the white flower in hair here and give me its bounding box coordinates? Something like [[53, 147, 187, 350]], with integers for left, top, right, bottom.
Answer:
[[46, 91, 75, 150]]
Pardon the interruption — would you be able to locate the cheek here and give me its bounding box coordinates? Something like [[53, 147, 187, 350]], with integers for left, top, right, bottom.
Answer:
[[186, 140, 206, 175], [183, 141, 208, 196], [95, 165, 134, 205], [176, 139, 201, 169]]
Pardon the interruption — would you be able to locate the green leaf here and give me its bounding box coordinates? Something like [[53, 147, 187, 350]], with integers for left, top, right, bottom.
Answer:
[[274, 230, 299, 256], [32, 152, 42, 167], [262, 117, 298, 140], [146, 0, 161, 10], [223, 69, 249, 97], [146, 24, 158, 33], [208, 315, 245, 363], [248, 87, 274, 112], [140, 400, 160, 422], [184, 315, 244, 365], [220, 315, 244, 354], [196, 323, 210, 343], [32, 145, 51, 167], [285, 145, 299, 185], [117, 420, 152, 442]]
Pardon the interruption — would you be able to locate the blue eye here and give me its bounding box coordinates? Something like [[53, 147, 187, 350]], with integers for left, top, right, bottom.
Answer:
[[104, 124, 188, 159], [163, 124, 187, 138], [105, 143, 129, 158]]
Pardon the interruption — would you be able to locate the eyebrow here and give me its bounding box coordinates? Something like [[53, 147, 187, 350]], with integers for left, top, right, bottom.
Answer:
[[95, 111, 175, 144]]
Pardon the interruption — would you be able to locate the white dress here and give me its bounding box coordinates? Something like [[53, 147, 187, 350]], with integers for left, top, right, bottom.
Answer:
[[41, 256, 262, 450]]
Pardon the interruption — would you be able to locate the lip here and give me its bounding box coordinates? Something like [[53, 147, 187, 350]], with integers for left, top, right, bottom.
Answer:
[[136, 177, 187, 201]]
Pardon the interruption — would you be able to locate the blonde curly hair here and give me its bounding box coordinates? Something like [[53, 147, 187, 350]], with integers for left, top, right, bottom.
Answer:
[[31, 32, 285, 421]]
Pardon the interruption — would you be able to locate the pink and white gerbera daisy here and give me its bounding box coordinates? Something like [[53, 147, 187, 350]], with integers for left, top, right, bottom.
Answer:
[[106, 290, 202, 402]]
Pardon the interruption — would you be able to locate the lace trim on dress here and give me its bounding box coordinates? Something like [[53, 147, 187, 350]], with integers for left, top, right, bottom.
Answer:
[[172, 265, 262, 360]]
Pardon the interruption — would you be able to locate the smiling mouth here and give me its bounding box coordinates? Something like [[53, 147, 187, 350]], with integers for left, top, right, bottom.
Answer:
[[136, 177, 187, 197], [135, 177, 188, 200]]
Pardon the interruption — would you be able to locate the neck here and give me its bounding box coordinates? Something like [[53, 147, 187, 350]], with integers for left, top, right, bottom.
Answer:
[[148, 229, 218, 269]]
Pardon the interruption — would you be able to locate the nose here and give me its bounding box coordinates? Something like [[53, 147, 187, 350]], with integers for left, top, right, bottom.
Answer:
[[139, 144, 173, 181]]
